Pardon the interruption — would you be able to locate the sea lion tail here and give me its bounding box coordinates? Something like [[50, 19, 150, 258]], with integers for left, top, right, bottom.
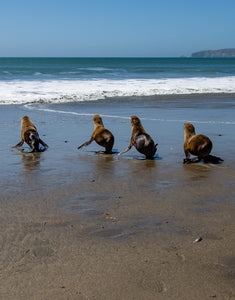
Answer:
[[204, 155, 224, 164]]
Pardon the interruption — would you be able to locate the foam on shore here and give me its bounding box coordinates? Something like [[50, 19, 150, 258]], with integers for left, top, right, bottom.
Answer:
[[1, 76, 235, 104], [24, 103, 235, 125]]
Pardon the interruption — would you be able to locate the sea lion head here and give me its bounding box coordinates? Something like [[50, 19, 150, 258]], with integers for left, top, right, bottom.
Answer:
[[93, 114, 104, 127], [22, 116, 31, 122], [130, 115, 141, 127], [184, 123, 195, 135], [130, 115, 146, 134]]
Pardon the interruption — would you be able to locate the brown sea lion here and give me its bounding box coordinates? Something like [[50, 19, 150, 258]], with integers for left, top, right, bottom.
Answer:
[[77, 114, 114, 153], [119, 115, 157, 159], [183, 122, 223, 164], [14, 116, 48, 152]]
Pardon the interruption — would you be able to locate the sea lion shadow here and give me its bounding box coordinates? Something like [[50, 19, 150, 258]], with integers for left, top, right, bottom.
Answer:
[[94, 149, 119, 155], [13, 145, 47, 153], [136, 154, 162, 161], [183, 157, 224, 165], [119, 153, 162, 161], [152, 154, 162, 161]]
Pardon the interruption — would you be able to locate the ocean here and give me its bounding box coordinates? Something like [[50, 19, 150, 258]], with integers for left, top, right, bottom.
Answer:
[[1, 57, 235, 105]]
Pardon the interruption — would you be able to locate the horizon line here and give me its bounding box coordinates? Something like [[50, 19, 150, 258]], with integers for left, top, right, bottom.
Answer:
[[1, 56, 234, 59]]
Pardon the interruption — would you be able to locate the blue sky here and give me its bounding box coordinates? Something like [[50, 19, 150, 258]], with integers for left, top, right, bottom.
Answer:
[[0, 0, 235, 57]]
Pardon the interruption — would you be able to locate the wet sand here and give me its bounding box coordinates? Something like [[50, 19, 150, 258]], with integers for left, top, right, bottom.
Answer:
[[0, 94, 234, 299]]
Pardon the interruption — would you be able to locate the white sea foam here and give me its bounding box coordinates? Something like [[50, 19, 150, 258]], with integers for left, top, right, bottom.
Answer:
[[1, 76, 235, 105], [25, 104, 235, 125]]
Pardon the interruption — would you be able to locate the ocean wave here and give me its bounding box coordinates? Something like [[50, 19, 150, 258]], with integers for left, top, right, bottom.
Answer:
[[1, 77, 235, 105]]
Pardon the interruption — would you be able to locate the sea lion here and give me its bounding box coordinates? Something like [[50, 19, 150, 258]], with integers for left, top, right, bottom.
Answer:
[[14, 116, 48, 152], [119, 115, 157, 159], [183, 122, 223, 164], [77, 114, 114, 153]]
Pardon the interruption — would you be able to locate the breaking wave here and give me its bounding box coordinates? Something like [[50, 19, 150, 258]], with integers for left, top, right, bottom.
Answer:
[[1, 76, 235, 105]]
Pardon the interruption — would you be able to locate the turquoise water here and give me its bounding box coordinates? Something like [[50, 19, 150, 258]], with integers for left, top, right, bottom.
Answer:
[[1, 57, 235, 80], [1, 57, 235, 104]]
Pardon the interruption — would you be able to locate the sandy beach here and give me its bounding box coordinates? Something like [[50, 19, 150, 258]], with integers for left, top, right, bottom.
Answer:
[[0, 94, 234, 299]]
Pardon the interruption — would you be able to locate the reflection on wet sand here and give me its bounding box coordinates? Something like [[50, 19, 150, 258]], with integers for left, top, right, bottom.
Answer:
[[21, 152, 42, 171]]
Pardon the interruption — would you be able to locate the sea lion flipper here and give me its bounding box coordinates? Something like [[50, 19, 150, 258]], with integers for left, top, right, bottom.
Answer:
[[14, 140, 24, 148], [183, 157, 201, 164], [39, 138, 49, 149], [118, 145, 132, 156], [77, 138, 94, 150], [77, 141, 89, 150], [183, 158, 191, 164], [203, 155, 224, 164]]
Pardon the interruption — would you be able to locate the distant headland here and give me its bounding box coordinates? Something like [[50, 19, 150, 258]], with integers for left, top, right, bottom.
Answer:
[[191, 48, 235, 58]]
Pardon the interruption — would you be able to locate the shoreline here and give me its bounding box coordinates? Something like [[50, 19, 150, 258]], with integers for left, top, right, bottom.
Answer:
[[0, 95, 234, 299], [2, 91, 235, 107]]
